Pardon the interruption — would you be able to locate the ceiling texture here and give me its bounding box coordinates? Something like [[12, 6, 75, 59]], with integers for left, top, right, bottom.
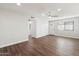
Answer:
[[0, 3, 79, 18]]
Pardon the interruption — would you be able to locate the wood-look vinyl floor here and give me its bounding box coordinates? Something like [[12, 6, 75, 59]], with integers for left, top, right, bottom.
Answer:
[[0, 35, 79, 56]]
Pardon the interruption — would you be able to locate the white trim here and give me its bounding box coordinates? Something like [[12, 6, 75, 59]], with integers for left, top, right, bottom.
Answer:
[[35, 35, 48, 38], [49, 15, 79, 21], [0, 39, 28, 48]]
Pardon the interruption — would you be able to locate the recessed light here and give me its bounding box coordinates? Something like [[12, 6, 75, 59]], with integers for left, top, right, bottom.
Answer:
[[57, 9, 62, 11], [17, 3, 21, 6]]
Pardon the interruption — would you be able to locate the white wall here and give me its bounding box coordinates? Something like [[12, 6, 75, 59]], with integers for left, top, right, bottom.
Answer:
[[0, 9, 28, 48], [49, 16, 79, 39], [28, 16, 48, 38], [32, 16, 48, 38], [0, 5, 49, 48]]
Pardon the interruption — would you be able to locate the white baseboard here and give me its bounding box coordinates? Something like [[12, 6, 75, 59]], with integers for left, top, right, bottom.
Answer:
[[0, 39, 28, 48], [49, 34, 79, 39], [34, 35, 48, 38]]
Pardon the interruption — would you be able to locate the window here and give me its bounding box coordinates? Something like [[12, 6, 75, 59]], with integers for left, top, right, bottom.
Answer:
[[64, 21, 74, 31], [58, 21, 74, 31]]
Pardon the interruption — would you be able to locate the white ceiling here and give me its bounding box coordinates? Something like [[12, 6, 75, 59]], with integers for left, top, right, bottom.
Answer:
[[0, 3, 79, 17]]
